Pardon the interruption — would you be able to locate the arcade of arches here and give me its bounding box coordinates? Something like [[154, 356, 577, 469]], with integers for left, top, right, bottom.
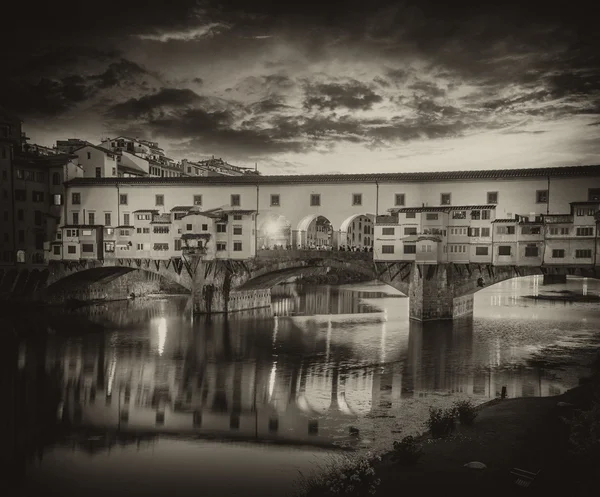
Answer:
[[257, 213, 375, 250]]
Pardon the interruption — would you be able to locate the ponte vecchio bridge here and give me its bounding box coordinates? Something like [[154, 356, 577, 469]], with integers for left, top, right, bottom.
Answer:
[[35, 164, 600, 320]]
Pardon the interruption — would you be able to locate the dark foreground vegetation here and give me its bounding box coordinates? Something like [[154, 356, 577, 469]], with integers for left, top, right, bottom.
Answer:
[[296, 352, 600, 497]]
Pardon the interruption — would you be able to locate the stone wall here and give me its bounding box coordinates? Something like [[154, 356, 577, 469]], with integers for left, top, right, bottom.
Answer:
[[228, 289, 272, 313], [44, 270, 162, 305]]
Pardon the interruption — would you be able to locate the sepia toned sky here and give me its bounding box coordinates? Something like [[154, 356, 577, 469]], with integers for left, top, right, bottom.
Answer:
[[1, 0, 599, 174]]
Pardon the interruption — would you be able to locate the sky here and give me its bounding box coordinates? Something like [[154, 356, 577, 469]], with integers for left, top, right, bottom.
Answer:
[[1, 0, 599, 174]]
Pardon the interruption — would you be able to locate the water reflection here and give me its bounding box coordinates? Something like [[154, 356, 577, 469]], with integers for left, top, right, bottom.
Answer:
[[5, 276, 600, 496]]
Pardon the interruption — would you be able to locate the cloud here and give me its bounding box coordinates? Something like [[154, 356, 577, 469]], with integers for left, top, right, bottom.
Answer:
[[90, 59, 152, 89], [0, 75, 94, 117], [137, 22, 231, 42], [106, 88, 205, 120], [303, 80, 383, 111], [500, 129, 547, 135], [250, 96, 291, 114], [408, 80, 446, 98]]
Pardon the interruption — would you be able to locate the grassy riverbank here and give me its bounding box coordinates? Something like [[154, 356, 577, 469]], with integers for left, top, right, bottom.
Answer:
[[296, 365, 600, 497]]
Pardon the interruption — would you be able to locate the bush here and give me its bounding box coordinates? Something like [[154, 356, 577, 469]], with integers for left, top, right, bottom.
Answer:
[[392, 436, 423, 465], [566, 401, 600, 464], [426, 407, 456, 438], [453, 400, 478, 426], [295, 453, 382, 497], [591, 351, 600, 375]]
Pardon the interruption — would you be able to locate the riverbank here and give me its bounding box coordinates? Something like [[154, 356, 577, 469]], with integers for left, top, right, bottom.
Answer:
[[299, 372, 600, 497]]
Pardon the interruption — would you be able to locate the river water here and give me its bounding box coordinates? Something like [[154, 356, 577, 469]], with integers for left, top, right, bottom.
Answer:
[[6, 276, 600, 497]]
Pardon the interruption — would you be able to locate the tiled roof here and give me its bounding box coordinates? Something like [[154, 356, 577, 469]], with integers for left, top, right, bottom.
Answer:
[[182, 233, 212, 239], [375, 215, 398, 224], [133, 209, 159, 213], [13, 153, 74, 168], [170, 206, 194, 211], [61, 224, 99, 229], [492, 219, 517, 223], [64, 164, 600, 186], [73, 143, 115, 155], [151, 213, 172, 223], [118, 162, 147, 175], [391, 205, 497, 213], [219, 209, 256, 214], [570, 201, 600, 205]]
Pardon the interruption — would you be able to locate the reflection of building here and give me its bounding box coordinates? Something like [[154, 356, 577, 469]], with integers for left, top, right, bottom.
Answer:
[[270, 284, 383, 316], [345, 214, 374, 249], [7, 290, 578, 461]]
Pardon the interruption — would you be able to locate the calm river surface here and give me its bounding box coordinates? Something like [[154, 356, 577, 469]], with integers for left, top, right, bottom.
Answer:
[[6, 276, 600, 497]]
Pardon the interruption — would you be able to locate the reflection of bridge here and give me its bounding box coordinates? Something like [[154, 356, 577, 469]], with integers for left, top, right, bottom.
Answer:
[[4, 298, 574, 458]]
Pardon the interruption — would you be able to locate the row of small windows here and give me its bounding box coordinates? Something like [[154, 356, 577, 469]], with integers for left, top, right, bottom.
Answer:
[[69, 189, 600, 209], [15, 170, 46, 182], [61, 241, 245, 253], [14, 190, 46, 202], [380, 244, 593, 259]]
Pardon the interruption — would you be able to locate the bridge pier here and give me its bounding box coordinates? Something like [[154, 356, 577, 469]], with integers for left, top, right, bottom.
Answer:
[[408, 264, 474, 321], [542, 274, 567, 285], [190, 259, 272, 315]]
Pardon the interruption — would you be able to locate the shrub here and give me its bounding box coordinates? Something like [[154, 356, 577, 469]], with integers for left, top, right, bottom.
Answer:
[[591, 351, 600, 375], [295, 453, 382, 497], [392, 436, 423, 465], [453, 400, 478, 426], [426, 407, 456, 438], [566, 401, 600, 464]]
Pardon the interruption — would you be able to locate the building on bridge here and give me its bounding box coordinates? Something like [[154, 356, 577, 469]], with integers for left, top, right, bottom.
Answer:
[[372, 200, 600, 266], [49, 205, 257, 263], [53, 164, 600, 258]]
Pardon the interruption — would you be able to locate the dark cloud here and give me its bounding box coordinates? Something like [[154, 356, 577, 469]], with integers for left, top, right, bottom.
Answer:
[[250, 96, 291, 114], [90, 59, 151, 89], [303, 80, 383, 111], [2, 0, 599, 164], [385, 68, 410, 84], [500, 129, 547, 135], [148, 107, 235, 138], [409, 80, 446, 98], [0, 75, 94, 117], [106, 88, 204, 120]]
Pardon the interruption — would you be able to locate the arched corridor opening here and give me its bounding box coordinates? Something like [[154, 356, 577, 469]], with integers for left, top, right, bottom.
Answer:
[[294, 214, 334, 249], [257, 214, 292, 249], [339, 213, 375, 251]]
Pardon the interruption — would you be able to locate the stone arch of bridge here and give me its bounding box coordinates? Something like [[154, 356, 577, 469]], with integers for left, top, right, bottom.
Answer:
[[46, 264, 191, 294], [338, 212, 376, 249], [236, 257, 411, 296], [294, 214, 336, 249]]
